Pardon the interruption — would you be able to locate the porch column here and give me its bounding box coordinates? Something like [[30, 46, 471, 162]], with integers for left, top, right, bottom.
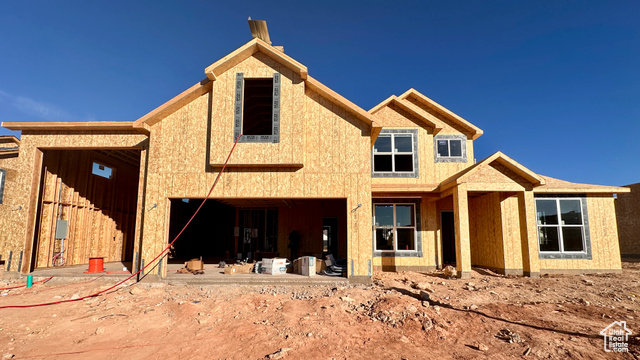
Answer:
[[453, 183, 472, 279], [518, 190, 540, 277]]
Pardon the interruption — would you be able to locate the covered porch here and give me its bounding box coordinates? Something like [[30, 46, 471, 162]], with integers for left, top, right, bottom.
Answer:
[[437, 152, 545, 278]]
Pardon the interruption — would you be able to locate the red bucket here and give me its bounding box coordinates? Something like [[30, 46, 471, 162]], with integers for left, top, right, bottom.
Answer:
[[85, 257, 105, 273]]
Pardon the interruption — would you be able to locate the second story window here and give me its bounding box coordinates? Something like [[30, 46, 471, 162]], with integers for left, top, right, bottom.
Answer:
[[434, 134, 467, 163], [372, 129, 418, 178], [233, 73, 281, 143]]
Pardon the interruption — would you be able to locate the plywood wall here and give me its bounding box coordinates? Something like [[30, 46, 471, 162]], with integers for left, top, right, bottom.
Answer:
[[33, 150, 139, 268], [500, 195, 524, 270], [0, 152, 23, 270], [140, 52, 373, 277], [469, 193, 505, 270], [539, 196, 622, 272], [1, 131, 147, 272]]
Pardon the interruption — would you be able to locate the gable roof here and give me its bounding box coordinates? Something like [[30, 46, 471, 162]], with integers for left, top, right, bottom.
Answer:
[[439, 151, 545, 191], [135, 38, 378, 128], [204, 38, 308, 81], [399, 88, 483, 140], [369, 95, 443, 133]]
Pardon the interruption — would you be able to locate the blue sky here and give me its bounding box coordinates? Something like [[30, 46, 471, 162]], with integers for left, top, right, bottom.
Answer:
[[1, 1, 638, 186]]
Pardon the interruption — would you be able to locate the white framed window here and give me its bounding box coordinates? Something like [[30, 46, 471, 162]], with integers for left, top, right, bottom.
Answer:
[[536, 198, 587, 254], [372, 129, 418, 177], [434, 134, 467, 163], [373, 203, 417, 252], [0, 168, 6, 204]]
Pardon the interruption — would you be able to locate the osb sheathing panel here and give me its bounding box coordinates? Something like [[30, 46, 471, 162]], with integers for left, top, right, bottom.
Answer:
[[463, 163, 530, 192], [208, 53, 304, 166], [141, 56, 372, 276], [0, 153, 24, 269], [32, 150, 139, 268], [540, 196, 622, 271], [1, 131, 146, 272], [371, 105, 474, 186], [500, 195, 524, 270], [453, 184, 472, 273], [371, 198, 438, 268], [469, 193, 505, 270], [615, 183, 640, 255]]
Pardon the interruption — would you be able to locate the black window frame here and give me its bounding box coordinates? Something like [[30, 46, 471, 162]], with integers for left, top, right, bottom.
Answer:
[[371, 129, 419, 178], [434, 134, 467, 163]]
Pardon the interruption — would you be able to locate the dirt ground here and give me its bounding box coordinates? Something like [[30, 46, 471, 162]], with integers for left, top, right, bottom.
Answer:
[[0, 262, 639, 360]]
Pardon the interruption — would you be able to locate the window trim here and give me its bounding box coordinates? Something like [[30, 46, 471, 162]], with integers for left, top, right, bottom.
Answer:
[[371, 129, 419, 178], [0, 168, 6, 204], [233, 72, 281, 143], [434, 134, 467, 163], [372, 198, 422, 257], [535, 195, 592, 260]]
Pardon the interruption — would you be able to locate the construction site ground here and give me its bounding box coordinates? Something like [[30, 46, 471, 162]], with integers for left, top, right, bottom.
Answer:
[[1, 262, 639, 360]]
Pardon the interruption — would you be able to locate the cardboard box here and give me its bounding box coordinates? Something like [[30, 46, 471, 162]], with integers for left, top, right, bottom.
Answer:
[[301, 256, 316, 276], [316, 258, 326, 273], [185, 259, 204, 271], [224, 266, 236, 275], [235, 263, 254, 274]]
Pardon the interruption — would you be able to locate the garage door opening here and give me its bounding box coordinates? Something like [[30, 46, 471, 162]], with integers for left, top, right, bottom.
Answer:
[[167, 198, 348, 274], [31, 149, 141, 270]]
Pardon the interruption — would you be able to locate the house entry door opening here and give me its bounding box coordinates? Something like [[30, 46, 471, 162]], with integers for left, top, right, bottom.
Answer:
[[441, 211, 456, 265]]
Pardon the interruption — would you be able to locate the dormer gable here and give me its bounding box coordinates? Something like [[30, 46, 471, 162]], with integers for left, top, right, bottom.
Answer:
[[399, 88, 483, 140]]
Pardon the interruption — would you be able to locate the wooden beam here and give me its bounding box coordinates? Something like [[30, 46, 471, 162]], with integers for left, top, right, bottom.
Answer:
[[518, 191, 540, 277], [453, 183, 472, 279], [2, 121, 146, 134]]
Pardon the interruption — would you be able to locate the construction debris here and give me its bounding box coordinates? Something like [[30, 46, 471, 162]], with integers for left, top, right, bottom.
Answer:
[[495, 328, 524, 343], [443, 266, 457, 278]]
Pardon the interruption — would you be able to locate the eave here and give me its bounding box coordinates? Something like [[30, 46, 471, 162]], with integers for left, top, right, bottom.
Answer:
[[2, 121, 150, 135], [399, 88, 483, 140]]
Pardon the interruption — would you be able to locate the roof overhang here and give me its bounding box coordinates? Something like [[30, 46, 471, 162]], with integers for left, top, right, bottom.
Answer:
[[133, 79, 212, 128], [534, 175, 631, 194], [369, 95, 443, 133], [2, 121, 149, 135], [399, 88, 483, 140]]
